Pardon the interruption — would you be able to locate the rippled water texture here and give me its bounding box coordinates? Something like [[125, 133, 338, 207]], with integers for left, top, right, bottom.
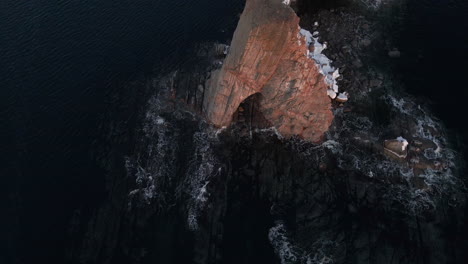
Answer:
[[1, 0, 467, 263], [0, 0, 243, 262], [397, 0, 468, 142]]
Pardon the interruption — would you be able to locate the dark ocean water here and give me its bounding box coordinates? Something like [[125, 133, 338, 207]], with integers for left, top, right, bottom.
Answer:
[[0, 0, 243, 263], [1, 0, 467, 263], [397, 0, 468, 152]]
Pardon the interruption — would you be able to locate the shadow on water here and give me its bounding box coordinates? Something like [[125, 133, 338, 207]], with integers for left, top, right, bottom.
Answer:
[[221, 178, 278, 264]]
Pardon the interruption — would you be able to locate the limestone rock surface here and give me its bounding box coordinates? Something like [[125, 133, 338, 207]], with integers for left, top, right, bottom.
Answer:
[[203, 0, 333, 143]]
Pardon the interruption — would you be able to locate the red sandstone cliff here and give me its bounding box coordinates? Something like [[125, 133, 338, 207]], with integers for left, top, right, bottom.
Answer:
[[203, 0, 333, 143]]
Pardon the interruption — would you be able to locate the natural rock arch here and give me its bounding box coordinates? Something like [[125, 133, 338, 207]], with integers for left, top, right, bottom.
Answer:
[[203, 0, 333, 143]]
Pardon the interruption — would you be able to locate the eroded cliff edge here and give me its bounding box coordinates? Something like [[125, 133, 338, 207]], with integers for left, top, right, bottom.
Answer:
[[203, 0, 333, 143]]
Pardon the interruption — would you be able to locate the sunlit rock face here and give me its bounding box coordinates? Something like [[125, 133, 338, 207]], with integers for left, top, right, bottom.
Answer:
[[203, 0, 333, 143]]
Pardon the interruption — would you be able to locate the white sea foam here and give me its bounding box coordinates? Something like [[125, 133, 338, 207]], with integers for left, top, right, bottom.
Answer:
[[326, 93, 461, 213], [125, 94, 181, 205], [321, 140, 342, 154], [269, 222, 301, 264], [269, 221, 336, 264], [358, 0, 385, 9], [254, 127, 284, 139], [185, 128, 222, 230]]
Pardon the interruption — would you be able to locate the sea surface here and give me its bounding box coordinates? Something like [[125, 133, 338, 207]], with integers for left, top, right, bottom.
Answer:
[[1, 0, 467, 263], [0, 0, 243, 263], [397, 0, 468, 151]]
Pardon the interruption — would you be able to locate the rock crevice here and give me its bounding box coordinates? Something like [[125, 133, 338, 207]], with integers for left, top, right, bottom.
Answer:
[[203, 0, 333, 142]]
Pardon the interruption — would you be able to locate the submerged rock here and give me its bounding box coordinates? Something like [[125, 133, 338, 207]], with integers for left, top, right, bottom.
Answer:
[[388, 49, 401, 58]]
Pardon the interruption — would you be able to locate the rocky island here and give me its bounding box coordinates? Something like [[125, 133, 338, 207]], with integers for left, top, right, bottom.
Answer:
[[69, 0, 467, 263]]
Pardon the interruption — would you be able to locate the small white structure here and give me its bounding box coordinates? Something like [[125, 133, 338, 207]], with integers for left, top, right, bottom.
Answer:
[[396, 136, 409, 151], [336, 92, 349, 103]]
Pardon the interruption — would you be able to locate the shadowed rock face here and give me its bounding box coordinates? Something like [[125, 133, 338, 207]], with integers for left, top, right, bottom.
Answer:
[[203, 0, 333, 143]]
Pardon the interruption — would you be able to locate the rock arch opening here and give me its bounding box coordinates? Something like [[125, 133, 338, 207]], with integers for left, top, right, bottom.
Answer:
[[232, 93, 271, 128]]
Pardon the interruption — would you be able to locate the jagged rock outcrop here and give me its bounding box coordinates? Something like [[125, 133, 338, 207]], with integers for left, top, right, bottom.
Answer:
[[203, 0, 333, 142]]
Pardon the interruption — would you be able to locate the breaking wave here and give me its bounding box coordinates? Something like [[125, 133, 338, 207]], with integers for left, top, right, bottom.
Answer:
[[124, 73, 225, 231], [183, 127, 223, 230], [269, 222, 336, 264]]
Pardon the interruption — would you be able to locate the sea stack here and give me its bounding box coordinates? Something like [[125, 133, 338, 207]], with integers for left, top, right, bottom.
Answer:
[[203, 0, 333, 143]]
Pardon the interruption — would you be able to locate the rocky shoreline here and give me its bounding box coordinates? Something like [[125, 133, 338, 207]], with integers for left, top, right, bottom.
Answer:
[[74, 1, 467, 263], [147, 0, 464, 262], [300, 4, 461, 194]]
